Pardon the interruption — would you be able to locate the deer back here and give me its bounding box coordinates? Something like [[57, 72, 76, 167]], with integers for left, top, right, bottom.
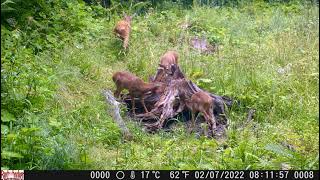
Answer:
[[188, 91, 213, 113], [112, 71, 141, 89], [137, 82, 162, 95], [159, 51, 179, 71]]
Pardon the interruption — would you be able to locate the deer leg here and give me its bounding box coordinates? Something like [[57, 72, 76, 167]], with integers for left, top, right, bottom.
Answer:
[[188, 111, 196, 133], [203, 112, 211, 130], [211, 115, 217, 130], [114, 87, 122, 98], [130, 94, 136, 116], [123, 35, 129, 50], [202, 112, 212, 137], [203, 123, 209, 137], [210, 114, 217, 137], [209, 108, 217, 130], [141, 96, 149, 113], [204, 111, 216, 131]]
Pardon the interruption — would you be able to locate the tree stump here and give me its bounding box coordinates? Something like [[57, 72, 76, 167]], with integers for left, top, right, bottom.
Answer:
[[121, 64, 232, 138]]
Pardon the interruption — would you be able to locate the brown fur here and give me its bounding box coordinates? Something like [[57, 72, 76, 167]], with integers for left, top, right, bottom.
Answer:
[[159, 50, 179, 74], [114, 15, 132, 49], [185, 91, 216, 132], [112, 71, 159, 115]]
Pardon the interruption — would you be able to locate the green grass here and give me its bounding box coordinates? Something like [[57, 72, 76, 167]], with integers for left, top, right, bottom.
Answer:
[[1, 1, 319, 170]]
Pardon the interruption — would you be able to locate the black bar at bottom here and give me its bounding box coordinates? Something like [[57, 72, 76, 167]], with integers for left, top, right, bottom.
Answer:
[[24, 170, 319, 180]]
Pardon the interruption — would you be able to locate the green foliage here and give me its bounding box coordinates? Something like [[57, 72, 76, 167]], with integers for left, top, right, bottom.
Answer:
[[1, 0, 319, 170], [1, 0, 16, 13]]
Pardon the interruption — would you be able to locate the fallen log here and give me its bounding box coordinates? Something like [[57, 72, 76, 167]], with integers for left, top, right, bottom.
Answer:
[[102, 90, 133, 141]]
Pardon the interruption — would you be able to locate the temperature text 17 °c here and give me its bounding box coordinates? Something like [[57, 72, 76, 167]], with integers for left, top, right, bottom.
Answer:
[[141, 171, 161, 179]]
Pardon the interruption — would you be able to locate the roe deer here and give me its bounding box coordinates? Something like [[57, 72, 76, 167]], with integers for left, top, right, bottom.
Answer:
[[159, 50, 179, 75], [151, 62, 184, 83], [112, 71, 160, 115], [114, 14, 132, 50], [185, 91, 216, 133]]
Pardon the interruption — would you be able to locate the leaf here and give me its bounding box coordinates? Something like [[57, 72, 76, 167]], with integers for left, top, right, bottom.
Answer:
[[1, 124, 9, 135], [46, 35, 56, 44], [49, 119, 62, 128], [198, 163, 213, 170], [1, 0, 16, 5], [198, 78, 212, 83], [265, 143, 293, 158], [1, 151, 23, 159], [21, 127, 40, 133], [1, 6, 15, 12], [178, 162, 192, 169], [1, 110, 15, 122], [191, 71, 203, 79], [308, 154, 319, 169], [7, 133, 17, 140], [1, 0, 16, 12], [131, 25, 138, 31]]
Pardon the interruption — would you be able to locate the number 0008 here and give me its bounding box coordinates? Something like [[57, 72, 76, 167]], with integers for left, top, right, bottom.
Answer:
[[294, 171, 314, 179]]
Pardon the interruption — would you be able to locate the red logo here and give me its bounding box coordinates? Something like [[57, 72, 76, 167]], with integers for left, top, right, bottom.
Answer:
[[1, 170, 24, 180]]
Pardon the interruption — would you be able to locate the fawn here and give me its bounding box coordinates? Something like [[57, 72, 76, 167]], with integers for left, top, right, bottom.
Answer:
[[158, 50, 179, 75], [112, 71, 160, 115], [185, 91, 216, 133], [114, 14, 132, 50]]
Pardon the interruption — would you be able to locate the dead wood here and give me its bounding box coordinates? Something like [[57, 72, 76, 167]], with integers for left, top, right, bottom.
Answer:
[[102, 89, 133, 141], [246, 109, 256, 123], [237, 108, 256, 130], [120, 64, 232, 138], [241, 108, 256, 128]]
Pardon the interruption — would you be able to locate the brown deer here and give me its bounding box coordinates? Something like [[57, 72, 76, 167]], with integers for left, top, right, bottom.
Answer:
[[112, 71, 160, 115], [158, 50, 179, 75], [114, 14, 132, 50], [185, 91, 216, 133]]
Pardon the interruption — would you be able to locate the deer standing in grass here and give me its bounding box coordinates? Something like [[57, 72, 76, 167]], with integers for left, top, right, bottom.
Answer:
[[112, 71, 160, 115], [114, 14, 132, 50], [185, 91, 216, 133]]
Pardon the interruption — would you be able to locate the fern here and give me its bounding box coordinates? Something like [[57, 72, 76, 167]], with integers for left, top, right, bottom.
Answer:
[[265, 143, 294, 158], [1, 0, 16, 13]]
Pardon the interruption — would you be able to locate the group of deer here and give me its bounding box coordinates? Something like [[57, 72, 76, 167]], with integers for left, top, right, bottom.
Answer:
[[112, 14, 216, 132]]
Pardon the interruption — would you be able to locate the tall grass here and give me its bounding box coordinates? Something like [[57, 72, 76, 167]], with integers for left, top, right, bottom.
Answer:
[[1, 1, 318, 169]]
